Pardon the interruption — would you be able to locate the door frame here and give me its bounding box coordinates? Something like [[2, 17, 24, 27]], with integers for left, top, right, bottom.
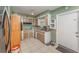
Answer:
[[56, 9, 79, 50]]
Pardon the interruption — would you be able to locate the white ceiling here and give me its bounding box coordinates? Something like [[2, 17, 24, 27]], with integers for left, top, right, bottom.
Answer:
[[11, 6, 60, 16]]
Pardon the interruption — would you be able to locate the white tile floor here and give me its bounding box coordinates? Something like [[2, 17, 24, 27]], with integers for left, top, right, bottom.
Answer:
[[21, 38, 61, 53]]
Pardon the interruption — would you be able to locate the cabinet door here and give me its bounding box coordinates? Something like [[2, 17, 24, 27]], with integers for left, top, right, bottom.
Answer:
[[38, 19, 41, 26], [37, 32, 44, 43], [45, 16, 48, 25], [33, 19, 38, 26], [29, 32, 33, 38], [36, 19, 38, 26], [24, 31, 28, 39]]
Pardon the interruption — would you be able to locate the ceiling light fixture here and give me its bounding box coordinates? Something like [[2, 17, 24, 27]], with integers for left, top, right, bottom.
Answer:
[[31, 12, 34, 15], [31, 9, 34, 15]]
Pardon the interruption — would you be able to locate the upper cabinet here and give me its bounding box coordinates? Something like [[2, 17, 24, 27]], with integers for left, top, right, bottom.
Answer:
[[32, 19, 38, 26], [45, 15, 48, 25], [23, 17, 33, 24], [37, 13, 51, 27]]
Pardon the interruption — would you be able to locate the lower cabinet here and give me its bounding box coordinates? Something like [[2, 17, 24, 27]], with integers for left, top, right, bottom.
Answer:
[[24, 31, 28, 39], [37, 31, 51, 44], [37, 32, 44, 43], [24, 30, 33, 39]]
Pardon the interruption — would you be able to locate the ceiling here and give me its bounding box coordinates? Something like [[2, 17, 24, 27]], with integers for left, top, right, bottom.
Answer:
[[11, 6, 60, 16]]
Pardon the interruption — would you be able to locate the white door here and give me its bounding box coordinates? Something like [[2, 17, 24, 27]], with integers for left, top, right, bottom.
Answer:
[[57, 12, 79, 52]]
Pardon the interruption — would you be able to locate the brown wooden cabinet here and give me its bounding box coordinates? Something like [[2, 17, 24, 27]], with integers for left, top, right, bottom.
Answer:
[[23, 18, 33, 24], [32, 19, 38, 26], [45, 15, 48, 25], [37, 31, 44, 43], [24, 31, 28, 39], [23, 30, 33, 39], [36, 30, 51, 44]]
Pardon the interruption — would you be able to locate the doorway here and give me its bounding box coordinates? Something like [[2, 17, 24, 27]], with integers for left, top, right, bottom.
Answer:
[[57, 11, 79, 52]]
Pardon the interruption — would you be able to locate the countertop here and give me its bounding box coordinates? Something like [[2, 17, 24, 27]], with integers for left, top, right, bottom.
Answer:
[[34, 28, 56, 33]]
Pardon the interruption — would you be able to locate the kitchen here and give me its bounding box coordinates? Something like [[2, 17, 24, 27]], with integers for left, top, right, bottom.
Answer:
[[0, 6, 59, 53], [20, 10, 57, 52], [22, 13, 52, 44], [1, 6, 79, 53], [11, 6, 79, 53]]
